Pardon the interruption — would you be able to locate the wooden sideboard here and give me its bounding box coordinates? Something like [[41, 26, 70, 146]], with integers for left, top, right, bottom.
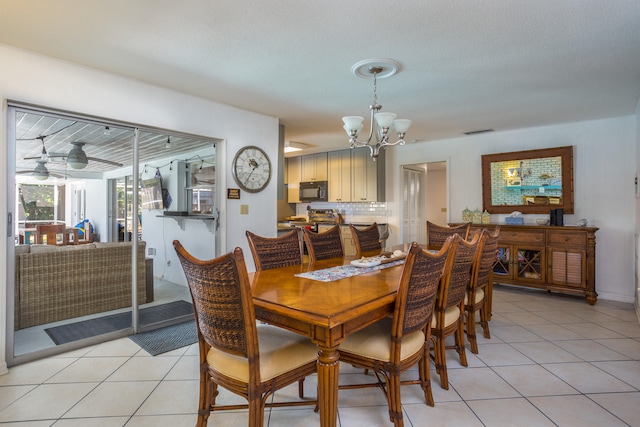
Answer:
[[459, 223, 598, 305]]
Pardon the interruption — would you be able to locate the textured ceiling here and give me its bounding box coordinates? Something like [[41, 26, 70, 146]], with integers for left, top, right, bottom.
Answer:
[[1, 0, 640, 157]]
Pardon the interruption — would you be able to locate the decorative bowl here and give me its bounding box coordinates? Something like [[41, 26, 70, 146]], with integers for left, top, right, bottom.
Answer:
[[536, 218, 549, 225]]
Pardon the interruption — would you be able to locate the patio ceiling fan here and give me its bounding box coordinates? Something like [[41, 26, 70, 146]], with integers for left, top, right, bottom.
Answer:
[[16, 160, 66, 181], [19, 119, 124, 170], [49, 141, 124, 170]]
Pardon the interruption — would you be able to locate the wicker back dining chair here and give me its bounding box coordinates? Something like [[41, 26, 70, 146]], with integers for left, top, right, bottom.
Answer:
[[173, 241, 318, 427], [464, 226, 500, 353], [426, 221, 471, 251], [246, 228, 303, 271], [302, 225, 344, 262], [430, 232, 480, 389], [338, 239, 456, 426], [350, 223, 382, 258]]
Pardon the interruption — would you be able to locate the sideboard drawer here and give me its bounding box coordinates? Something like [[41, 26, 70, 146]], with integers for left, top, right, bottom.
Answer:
[[500, 231, 545, 244], [548, 231, 586, 246]]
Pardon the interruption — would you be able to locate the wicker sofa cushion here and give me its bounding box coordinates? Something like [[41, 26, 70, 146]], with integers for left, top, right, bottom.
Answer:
[[29, 243, 96, 253], [15, 245, 30, 255], [95, 241, 130, 248]]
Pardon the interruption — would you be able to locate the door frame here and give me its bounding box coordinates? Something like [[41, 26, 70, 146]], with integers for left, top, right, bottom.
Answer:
[[399, 160, 449, 245]]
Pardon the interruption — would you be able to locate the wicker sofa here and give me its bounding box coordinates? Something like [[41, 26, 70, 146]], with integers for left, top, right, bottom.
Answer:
[[14, 241, 150, 330]]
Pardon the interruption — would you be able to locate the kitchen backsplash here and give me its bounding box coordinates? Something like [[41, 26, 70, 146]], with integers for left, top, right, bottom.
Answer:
[[295, 201, 389, 224]]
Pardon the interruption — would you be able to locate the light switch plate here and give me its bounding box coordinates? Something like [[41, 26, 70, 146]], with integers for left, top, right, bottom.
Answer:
[[240, 204, 249, 215]]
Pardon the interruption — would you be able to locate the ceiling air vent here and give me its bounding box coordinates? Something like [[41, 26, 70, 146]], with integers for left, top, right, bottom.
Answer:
[[464, 129, 494, 135]]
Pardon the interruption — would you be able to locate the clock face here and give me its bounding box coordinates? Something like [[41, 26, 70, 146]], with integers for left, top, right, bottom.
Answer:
[[232, 146, 272, 193]]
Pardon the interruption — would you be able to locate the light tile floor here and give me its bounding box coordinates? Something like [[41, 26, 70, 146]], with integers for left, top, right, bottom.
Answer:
[[1, 285, 640, 426]]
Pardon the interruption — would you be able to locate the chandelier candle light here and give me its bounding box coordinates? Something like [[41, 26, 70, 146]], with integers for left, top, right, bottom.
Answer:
[[342, 59, 412, 160]]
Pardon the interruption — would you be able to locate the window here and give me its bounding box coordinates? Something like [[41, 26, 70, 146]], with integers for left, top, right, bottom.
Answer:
[[17, 183, 65, 227], [116, 176, 141, 241], [187, 161, 215, 215]]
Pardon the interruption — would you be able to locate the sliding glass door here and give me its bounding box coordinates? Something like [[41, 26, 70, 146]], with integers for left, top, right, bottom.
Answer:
[[7, 103, 219, 366]]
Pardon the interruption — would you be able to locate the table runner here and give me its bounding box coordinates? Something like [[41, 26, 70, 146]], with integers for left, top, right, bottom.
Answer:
[[295, 259, 405, 282]]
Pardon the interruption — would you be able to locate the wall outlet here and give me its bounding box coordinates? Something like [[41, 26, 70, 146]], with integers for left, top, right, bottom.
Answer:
[[148, 247, 156, 255]]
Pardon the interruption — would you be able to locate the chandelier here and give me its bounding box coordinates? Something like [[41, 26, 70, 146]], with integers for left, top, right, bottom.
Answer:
[[342, 59, 412, 160]]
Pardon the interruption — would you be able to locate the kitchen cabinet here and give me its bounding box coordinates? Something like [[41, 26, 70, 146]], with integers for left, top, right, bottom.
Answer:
[[351, 147, 385, 202], [287, 157, 301, 203], [289, 148, 384, 203], [328, 150, 351, 202], [465, 224, 598, 304], [339, 225, 357, 256], [301, 153, 327, 181]]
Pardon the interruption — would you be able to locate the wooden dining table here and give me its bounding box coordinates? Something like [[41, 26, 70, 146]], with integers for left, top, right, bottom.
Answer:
[[249, 256, 405, 427]]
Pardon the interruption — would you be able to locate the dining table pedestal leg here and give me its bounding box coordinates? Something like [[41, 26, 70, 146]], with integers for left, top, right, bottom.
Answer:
[[317, 345, 340, 427]]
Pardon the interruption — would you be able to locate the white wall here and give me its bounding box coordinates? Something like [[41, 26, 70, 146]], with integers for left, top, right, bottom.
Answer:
[[426, 168, 447, 224], [0, 44, 280, 372], [635, 98, 640, 320], [388, 116, 637, 304]]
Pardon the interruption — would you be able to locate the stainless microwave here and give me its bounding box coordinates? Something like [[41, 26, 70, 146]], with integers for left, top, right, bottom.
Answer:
[[299, 181, 328, 202]]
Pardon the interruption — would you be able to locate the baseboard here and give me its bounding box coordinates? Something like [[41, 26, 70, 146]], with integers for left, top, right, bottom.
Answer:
[[595, 292, 636, 304]]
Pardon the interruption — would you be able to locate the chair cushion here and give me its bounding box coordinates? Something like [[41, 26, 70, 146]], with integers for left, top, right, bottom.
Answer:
[[431, 305, 461, 329], [338, 317, 426, 362], [206, 324, 317, 383], [464, 288, 485, 305]]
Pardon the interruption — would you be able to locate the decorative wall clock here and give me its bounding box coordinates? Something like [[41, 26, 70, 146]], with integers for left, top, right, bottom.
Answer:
[[232, 145, 272, 193]]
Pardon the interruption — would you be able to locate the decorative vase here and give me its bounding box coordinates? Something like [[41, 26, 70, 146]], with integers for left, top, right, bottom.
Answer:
[[462, 207, 472, 223], [482, 210, 491, 224], [472, 208, 482, 224]]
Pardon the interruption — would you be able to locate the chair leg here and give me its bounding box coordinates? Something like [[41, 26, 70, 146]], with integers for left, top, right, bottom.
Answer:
[[387, 373, 404, 427], [298, 379, 305, 398], [419, 352, 434, 406], [455, 318, 468, 367], [432, 333, 449, 390], [480, 300, 491, 339], [465, 308, 479, 354], [247, 396, 265, 427], [197, 374, 214, 427]]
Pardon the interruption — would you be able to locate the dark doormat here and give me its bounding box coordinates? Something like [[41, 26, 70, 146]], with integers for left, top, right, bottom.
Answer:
[[129, 320, 198, 355], [44, 300, 194, 345]]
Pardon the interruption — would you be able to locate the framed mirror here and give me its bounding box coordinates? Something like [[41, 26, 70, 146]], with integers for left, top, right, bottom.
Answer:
[[482, 146, 574, 214]]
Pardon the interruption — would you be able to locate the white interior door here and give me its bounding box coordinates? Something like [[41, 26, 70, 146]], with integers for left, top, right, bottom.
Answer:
[[402, 167, 425, 244]]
